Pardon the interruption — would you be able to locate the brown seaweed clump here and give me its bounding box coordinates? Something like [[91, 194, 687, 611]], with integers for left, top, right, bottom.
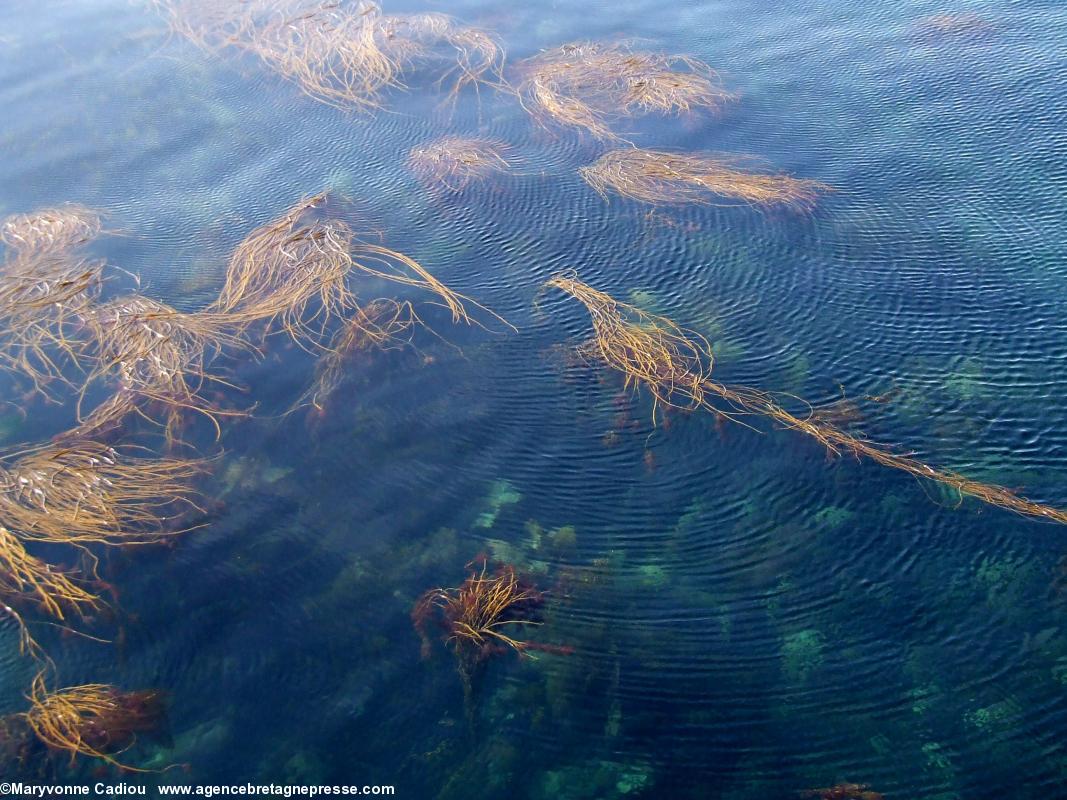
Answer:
[[0, 206, 102, 258], [413, 558, 545, 670], [580, 149, 829, 210], [0, 440, 205, 545], [408, 137, 513, 192], [518, 41, 731, 140], [75, 295, 249, 442], [209, 192, 498, 350], [0, 207, 107, 395], [23, 672, 166, 771], [298, 299, 418, 412], [545, 273, 1067, 525], [155, 1, 503, 112], [0, 527, 101, 659]]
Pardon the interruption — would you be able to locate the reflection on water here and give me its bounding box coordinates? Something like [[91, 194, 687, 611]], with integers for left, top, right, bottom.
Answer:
[[2, 0, 1067, 796]]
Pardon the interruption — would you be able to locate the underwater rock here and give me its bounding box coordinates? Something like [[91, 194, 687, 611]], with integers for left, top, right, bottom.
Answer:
[[474, 479, 522, 529], [812, 505, 854, 530], [965, 697, 1022, 731], [782, 629, 825, 682], [533, 760, 654, 800], [636, 563, 668, 589], [548, 525, 577, 551]]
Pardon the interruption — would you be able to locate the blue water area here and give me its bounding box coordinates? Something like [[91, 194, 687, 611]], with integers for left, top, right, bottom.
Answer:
[[1, 0, 1067, 797]]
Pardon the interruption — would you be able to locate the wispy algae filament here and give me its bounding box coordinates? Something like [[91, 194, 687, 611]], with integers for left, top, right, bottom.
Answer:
[[76, 295, 249, 442], [23, 672, 166, 771], [0, 440, 205, 545], [0, 206, 102, 258], [208, 192, 502, 350], [580, 149, 829, 209], [0, 208, 107, 395], [546, 273, 1067, 525], [518, 41, 731, 140], [299, 299, 418, 411]]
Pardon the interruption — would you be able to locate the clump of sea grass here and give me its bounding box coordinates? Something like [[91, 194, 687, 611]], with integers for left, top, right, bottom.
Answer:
[[543, 273, 714, 415], [408, 137, 513, 192], [580, 149, 828, 209], [23, 672, 166, 771], [298, 299, 418, 411], [0, 526, 102, 661], [209, 192, 500, 350], [518, 41, 730, 140], [374, 11, 504, 99], [0, 527, 100, 623], [209, 193, 361, 348], [0, 257, 104, 395], [0, 208, 107, 395], [156, 1, 503, 112], [546, 273, 1067, 525], [413, 558, 544, 667], [76, 295, 249, 442], [0, 440, 205, 545], [1, 207, 102, 259]]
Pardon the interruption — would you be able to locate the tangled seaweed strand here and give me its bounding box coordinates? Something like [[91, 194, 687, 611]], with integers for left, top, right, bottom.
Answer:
[[518, 41, 730, 140], [1, 207, 102, 258], [0, 208, 107, 395], [156, 1, 503, 112], [546, 273, 1067, 525], [580, 149, 829, 209], [0, 527, 100, 623], [0, 440, 205, 546], [23, 672, 166, 771], [374, 11, 504, 100], [413, 558, 545, 688], [208, 193, 361, 349], [0, 527, 101, 661], [76, 295, 249, 442], [297, 299, 418, 412], [209, 193, 502, 350], [408, 136, 513, 192]]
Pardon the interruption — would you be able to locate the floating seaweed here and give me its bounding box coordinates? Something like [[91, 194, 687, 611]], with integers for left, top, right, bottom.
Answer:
[[0, 208, 107, 395], [298, 299, 418, 412], [0, 527, 100, 624], [156, 0, 503, 112], [413, 558, 552, 709], [373, 11, 504, 100], [517, 41, 730, 140], [0, 526, 102, 661], [209, 192, 503, 350], [23, 672, 167, 771], [580, 149, 828, 209], [545, 273, 1067, 525], [208, 193, 361, 349], [0, 440, 205, 545], [408, 137, 513, 192], [0, 206, 102, 259], [77, 295, 250, 442]]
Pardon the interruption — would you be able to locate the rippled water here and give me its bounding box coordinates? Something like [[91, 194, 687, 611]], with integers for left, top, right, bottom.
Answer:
[[2, 0, 1067, 797]]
